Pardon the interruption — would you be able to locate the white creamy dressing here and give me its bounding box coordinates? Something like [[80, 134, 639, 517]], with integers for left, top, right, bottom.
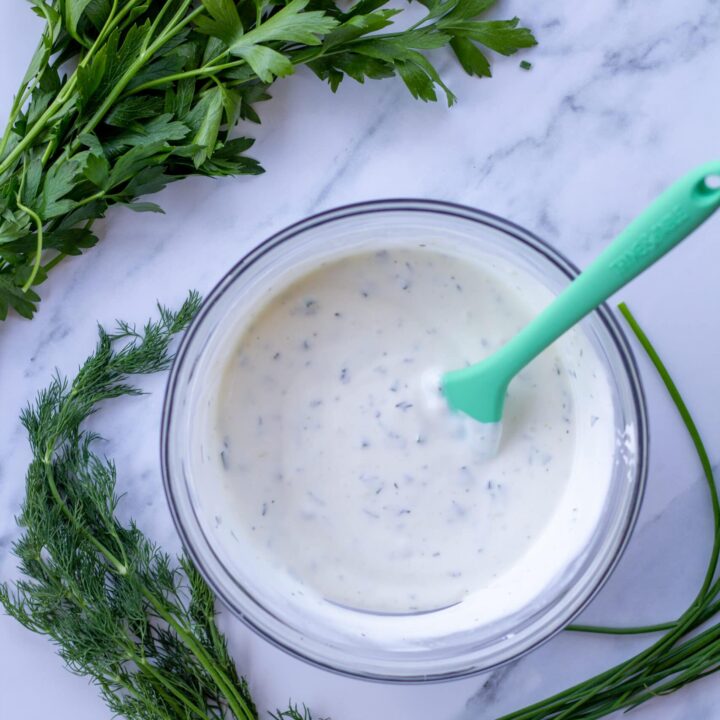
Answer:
[[195, 246, 616, 617]]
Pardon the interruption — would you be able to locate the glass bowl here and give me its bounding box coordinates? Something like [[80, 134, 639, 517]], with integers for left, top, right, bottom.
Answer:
[[161, 200, 647, 682]]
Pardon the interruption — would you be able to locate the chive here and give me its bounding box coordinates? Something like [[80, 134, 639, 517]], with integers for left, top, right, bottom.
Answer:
[[502, 303, 719, 719]]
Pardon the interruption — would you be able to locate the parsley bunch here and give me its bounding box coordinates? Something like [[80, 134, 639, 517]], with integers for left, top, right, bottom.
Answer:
[[0, 0, 535, 320]]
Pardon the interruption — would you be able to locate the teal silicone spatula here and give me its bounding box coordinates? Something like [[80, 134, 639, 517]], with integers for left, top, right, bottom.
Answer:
[[442, 162, 720, 457]]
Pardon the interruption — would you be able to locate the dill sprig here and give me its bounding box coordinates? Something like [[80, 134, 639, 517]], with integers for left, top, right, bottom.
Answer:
[[0, 292, 263, 720], [500, 303, 720, 720], [272, 705, 321, 720], [0, 0, 536, 321]]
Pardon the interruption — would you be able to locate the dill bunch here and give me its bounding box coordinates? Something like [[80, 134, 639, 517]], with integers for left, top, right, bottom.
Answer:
[[0, 0, 536, 320], [0, 292, 265, 720]]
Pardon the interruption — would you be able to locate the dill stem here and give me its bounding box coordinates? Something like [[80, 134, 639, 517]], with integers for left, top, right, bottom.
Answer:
[[133, 653, 209, 719], [102, 673, 173, 720], [41, 452, 128, 576], [30, 296, 250, 720], [143, 590, 256, 720]]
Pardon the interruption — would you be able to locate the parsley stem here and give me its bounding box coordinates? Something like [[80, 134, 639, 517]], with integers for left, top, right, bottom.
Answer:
[[74, 190, 107, 209], [0, 87, 71, 176], [0, 35, 44, 162], [127, 60, 247, 95], [15, 196, 44, 291], [42, 251, 66, 274], [130, 14, 485, 99], [145, 0, 187, 50], [158, 4, 206, 43], [130, 24, 435, 98], [0, 0, 151, 176], [73, 6, 206, 144]]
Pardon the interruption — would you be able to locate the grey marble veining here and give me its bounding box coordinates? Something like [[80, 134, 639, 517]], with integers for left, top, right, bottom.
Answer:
[[1, 1, 720, 718]]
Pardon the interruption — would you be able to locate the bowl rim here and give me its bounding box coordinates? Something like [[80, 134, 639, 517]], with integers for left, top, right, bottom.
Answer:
[[161, 198, 649, 683]]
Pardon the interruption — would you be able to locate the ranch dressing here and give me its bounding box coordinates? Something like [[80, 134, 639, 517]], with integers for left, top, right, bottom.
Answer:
[[202, 247, 616, 614]]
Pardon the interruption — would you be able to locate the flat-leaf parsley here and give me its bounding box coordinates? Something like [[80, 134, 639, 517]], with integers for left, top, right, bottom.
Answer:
[[0, 0, 536, 321]]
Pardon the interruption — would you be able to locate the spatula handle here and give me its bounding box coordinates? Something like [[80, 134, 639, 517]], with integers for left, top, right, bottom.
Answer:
[[500, 162, 720, 377], [443, 163, 720, 425]]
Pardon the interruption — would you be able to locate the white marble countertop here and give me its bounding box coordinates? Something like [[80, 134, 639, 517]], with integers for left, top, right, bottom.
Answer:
[[1, 1, 719, 718]]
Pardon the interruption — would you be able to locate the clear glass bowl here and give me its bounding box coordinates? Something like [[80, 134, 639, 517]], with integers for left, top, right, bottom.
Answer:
[[161, 200, 647, 682]]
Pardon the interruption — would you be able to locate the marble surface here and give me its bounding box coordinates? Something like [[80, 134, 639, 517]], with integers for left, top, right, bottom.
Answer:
[[1, 1, 719, 718]]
